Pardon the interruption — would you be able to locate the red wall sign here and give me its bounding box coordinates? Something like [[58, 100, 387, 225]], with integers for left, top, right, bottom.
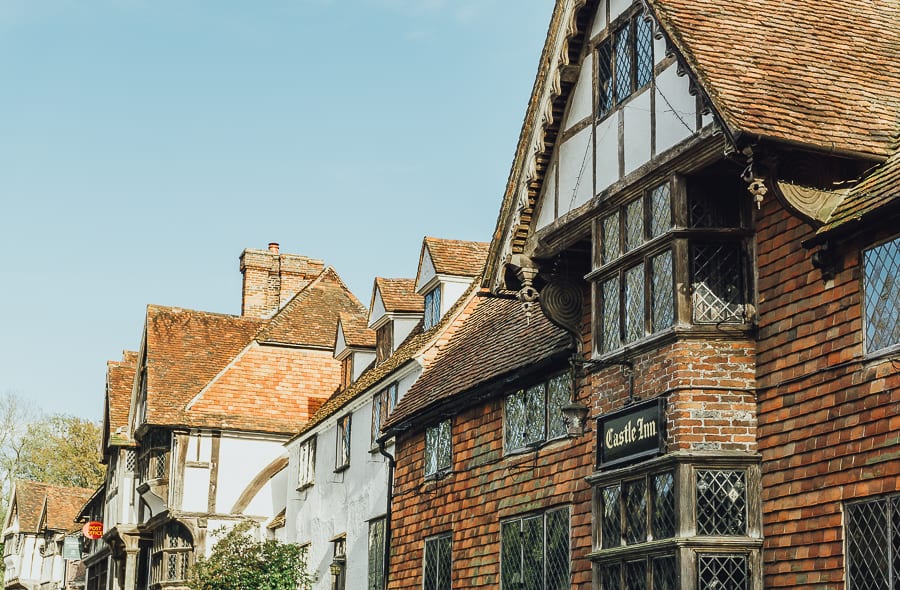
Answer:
[[82, 521, 103, 540]]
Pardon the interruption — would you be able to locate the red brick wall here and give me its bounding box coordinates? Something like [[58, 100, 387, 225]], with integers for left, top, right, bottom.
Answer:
[[755, 199, 900, 589], [389, 399, 593, 588]]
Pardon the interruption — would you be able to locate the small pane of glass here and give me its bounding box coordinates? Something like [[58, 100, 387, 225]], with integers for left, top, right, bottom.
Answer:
[[523, 516, 544, 590], [846, 498, 890, 589], [624, 199, 644, 252], [603, 213, 620, 264], [601, 277, 621, 352], [625, 264, 645, 343], [652, 555, 677, 590], [500, 521, 522, 590], [635, 15, 654, 88], [505, 391, 526, 452], [697, 470, 747, 536], [864, 237, 900, 353], [524, 383, 546, 447], [651, 250, 674, 332], [651, 472, 676, 539], [624, 479, 648, 545], [598, 41, 614, 117], [424, 535, 451, 590], [601, 485, 622, 549], [625, 559, 647, 590], [649, 183, 672, 238], [547, 373, 572, 440], [546, 508, 570, 590], [615, 21, 633, 102]]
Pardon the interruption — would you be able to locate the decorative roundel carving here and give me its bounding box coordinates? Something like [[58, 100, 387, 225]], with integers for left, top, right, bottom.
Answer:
[[540, 279, 583, 337]]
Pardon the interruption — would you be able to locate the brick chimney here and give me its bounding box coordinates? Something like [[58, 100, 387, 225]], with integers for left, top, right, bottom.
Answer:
[[239, 243, 325, 318]]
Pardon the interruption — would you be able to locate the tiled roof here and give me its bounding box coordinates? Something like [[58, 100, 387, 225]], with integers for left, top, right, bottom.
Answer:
[[106, 351, 137, 447], [338, 312, 376, 349], [373, 278, 423, 314], [649, 0, 900, 158], [258, 267, 368, 348], [143, 305, 264, 427], [422, 237, 490, 278], [44, 485, 94, 532], [384, 293, 572, 431], [293, 283, 482, 441], [817, 149, 900, 236], [12, 481, 93, 533]]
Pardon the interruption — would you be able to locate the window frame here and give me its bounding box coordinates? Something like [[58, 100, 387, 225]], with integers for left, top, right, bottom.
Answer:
[[500, 506, 571, 590], [844, 492, 900, 589], [503, 371, 573, 455], [423, 533, 452, 590], [424, 419, 452, 479], [368, 517, 387, 590], [297, 436, 316, 490], [371, 382, 399, 448], [596, 8, 655, 120], [376, 323, 393, 364], [335, 414, 351, 472], [424, 286, 442, 330], [862, 235, 900, 356]]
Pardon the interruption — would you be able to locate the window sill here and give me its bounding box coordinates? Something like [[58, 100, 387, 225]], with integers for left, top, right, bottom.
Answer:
[[592, 324, 755, 364], [424, 469, 454, 482], [333, 464, 350, 474], [864, 342, 900, 362], [296, 482, 314, 492]]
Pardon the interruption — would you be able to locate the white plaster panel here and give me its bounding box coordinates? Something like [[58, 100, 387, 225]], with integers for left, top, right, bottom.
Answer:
[[536, 163, 557, 230], [595, 115, 619, 193], [655, 64, 697, 155], [182, 467, 211, 512], [416, 248, 436, 293], [441, 280, 470, 317], [610, 0, 632, 22], [214, 436, 286, 515], [558, 126, 593, 215], [393, 317, 419, 350], [368, 290, 386, 328], [352, 351, 375, 380], [654, 30, 668, 66], [563, 53, 593, 132], [702, 109, 714, 129], [335, 324, 347, 356], [590, 0, 608, 38], [623, 89, 653, 176]]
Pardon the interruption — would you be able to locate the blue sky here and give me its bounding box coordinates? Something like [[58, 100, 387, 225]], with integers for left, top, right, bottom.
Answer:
[[0, 1, 553, 420]]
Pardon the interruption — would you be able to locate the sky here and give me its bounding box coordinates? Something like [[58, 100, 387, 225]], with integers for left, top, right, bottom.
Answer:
[[0, 0, 554, 421]]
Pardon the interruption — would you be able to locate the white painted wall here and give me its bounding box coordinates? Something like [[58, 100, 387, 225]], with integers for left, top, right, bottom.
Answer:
[[440, 279, 471, 317], [368, 291, 387, 328], [352, 351, 375, 380], [415, 248, 436, 292], [393, 317, 420, 350], [212, 434, 288, 517], [564, 53, 593, 131], [285, 365, 421, 590]]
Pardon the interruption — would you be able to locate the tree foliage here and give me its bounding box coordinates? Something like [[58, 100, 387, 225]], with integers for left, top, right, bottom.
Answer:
[[17, 413, 105, 489], [188, 521, 313, 590]]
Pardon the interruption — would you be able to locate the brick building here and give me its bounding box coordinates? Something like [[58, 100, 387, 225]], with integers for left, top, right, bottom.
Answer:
[[385, 0, 898, 588]]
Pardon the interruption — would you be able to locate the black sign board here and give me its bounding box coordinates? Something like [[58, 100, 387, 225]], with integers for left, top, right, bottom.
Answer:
[[596, 397, 666, 468]]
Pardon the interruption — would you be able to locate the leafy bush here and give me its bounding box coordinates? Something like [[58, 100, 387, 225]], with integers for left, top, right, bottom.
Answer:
[[188, 521, 313, 590]]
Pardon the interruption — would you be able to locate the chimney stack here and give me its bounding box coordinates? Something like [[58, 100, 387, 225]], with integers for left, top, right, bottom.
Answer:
[[240, 244, 324, 318]]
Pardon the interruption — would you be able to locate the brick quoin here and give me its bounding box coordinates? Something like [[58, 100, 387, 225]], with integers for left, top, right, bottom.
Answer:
[[755, 198, 900, 590]]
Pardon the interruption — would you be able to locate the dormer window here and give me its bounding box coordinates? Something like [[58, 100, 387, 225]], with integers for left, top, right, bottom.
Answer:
[[376, 323, 393, 364], [424, 287, 442, 330]]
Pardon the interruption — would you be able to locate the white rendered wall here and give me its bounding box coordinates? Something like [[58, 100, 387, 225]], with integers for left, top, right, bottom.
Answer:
[[352, 351, 375, 380], [393, 317, 419, 350], [212, 435, 288, 517], [285, 366, 421, 590], [440, 280, 471, 317], [416, 249, 436, 292]]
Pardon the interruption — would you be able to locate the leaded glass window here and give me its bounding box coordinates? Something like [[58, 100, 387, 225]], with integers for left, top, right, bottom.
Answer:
[[625, 264, 645, 343], [368, 518, 386, 590], [297, 436, 316, 489], [845, 494, 900, 589], [600, 472, 675, 548], [424, 287, 442, 330], [598, 10, 654, 118], [423, 534, 451, 590], [425, 420, 452, 478], [501, 507, 570, 590], [602, 213, 621, 264], [371, 382, 398, 446], [649, 183, 672, 238], [600, 554, 676, 590], [624, 198, 644, 252], [150, 521, 192, 585], [691, 242, 747, 324], [863, 236, 900, 353], [697, 555, 748, 590], [335, 414, 351, 471], [504, 372, 572, 454], [696, 470, 746, 536]]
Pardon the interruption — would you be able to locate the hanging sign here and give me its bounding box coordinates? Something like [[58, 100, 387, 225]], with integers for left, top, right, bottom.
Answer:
[[63, 535, 82, 560], [82, 521, 103, 540], [596, 397, 666, 468]]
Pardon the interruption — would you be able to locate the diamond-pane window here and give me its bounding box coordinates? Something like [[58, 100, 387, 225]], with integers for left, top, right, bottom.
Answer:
[[625, 264, 645, 343], [615, 22, 633, 103], [635, 16, 653, 88], [625, 559, 646, 590], [652, 555, 677, 590], [692, 243, 745, 324], [601, 484, 622, 549], [624, 199, 644, 252], [501, 508, 570, 590], [425, 420, 452, 478], [598, 41, 614, 117], [845, 494, 900, 589], [423, 535, 451, 590], [864, 237, 900, 353], [600, 562, 621, 590], [651, 472, 676, 539], [601, 277, 621, 353], [504, 373, 572, 454], [697, 470, 746, 536], [368, 518, 386, 590], [602, 555, 676, 590], [603, 213, 621, 264], [698, 555, 747, 590], [651, 251, 674, 332], [649, 183, 672, 238], [624, 479, 648, 544]]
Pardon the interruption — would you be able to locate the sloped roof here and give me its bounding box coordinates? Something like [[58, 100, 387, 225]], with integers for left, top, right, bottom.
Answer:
[[43, 485, 94, 532], [816, 149, 900, 237], [337, 312, 376, 349], [384, 293, 571, 431], [257, 267, 368, 348], [12, 481, 93, 534], [143, 305, 264, 427], [373, 278, 423, 314], [422, 237, 490, 278], [649, 0, 900, 159], [106, 351, 137, 447]]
